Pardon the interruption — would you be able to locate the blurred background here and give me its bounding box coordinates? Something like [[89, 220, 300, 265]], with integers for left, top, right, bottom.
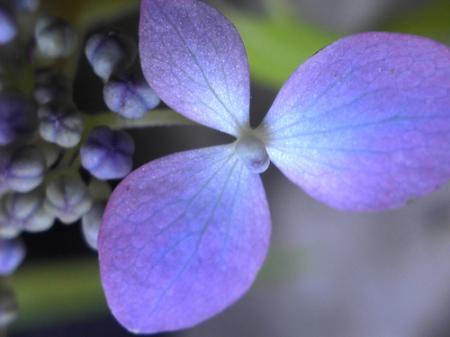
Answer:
[[1, 0, 450, 336]]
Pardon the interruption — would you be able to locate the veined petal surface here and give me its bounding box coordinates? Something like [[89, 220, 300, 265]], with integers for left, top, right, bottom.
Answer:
[[139, 0, 250, 136], [262, 32, 450, 211], [98, 145, 271, 333]]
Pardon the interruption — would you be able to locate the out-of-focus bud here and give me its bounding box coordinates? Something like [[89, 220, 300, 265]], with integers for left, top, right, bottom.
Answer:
[[0, 188, 54, 237], [45, 174, 92, 224], [0, 145, 46, 194], [80, 126, 134, 180], [34, 69, 71, 105], [88, 179, 111, 201], [103, 74, 160, 119], [85, 32, 137, 81], [38, 103, 83, 148], [35, 16, 77, 58], [0, 238, 25, 275], [81, 201, 105, 250], [0, 8, 16, 45], [0, 283, 18, 327], [0, 94, 36, 146]]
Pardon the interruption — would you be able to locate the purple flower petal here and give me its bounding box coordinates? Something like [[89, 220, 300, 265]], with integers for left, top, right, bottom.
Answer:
[[261, 32, 450, 211], [139, 0, 250, 136], [98, 145, 271, 334]]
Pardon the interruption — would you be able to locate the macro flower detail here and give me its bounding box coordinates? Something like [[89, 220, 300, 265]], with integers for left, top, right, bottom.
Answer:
[[0, 145, 46, 194], [85, 31, 137, 82], [97, 0, 450, 334], [103, 74, 160, 120], [34, 16, 77, 59], [44, 174, 92, 224], [0, 188, 54, 238], [38, 103, 83, 148], [80, 126, 135, 180]]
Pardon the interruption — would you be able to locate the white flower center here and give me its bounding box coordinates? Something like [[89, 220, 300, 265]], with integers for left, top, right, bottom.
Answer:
[[235, 131, 270, 174]]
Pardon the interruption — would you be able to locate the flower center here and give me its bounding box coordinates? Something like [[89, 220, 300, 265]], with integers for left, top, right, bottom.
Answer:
[[235, 131, 270, 174]]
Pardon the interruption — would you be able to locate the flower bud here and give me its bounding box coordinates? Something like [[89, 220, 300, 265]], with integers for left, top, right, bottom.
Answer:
[[45, 174, 92, 224], [0, 8, 16, 45], [103, 74, 160, 119], [0, 283, 18, 327], [0, 93, 36, 146], [80, 126, 134, 180], [35, 16, 77, 58], [34, 69, 71, 105], [0, 188, 54, 236], [85, 31, 137, 81], [81, 201, 105, 250], [38, 103, 83, 148], [0, 145, 46, 193], [0, 238, 25, 275]]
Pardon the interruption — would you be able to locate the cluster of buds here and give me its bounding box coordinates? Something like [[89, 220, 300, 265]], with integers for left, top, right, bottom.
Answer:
[[0, 0, 161, 327]]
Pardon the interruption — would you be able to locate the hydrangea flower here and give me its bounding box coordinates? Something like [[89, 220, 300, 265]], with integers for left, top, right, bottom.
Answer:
[[98, 0, 450, 334]]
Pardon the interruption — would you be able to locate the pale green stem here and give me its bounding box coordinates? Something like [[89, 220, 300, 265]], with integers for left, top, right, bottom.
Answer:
[[82, 109, 197, 131]]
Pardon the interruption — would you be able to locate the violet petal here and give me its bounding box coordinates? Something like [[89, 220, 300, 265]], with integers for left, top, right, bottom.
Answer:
[[139, 0, 250, 136], [262, 32, 450, 211], [99, 145, 271, 333]]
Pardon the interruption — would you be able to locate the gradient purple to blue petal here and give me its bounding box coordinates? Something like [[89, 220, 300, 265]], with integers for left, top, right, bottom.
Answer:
[[98, 145, 271, 334], [261, 32, 450, 211], [139, 0, 250, 136]]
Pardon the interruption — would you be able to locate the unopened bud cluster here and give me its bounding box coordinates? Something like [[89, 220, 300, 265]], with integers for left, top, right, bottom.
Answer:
[[0, 1, 162, 327]]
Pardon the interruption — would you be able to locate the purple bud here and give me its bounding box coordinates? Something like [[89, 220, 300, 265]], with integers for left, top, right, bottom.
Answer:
[[35, 16, 77, 58], [85, 32, 137, 81], [0, 93, 36, 146], [81, 201, 105, 250], [0, 145, 46, 194], [0, 188, 54, 236], [80, 126, 134, 180], [38, 103, 83, 148], [44, 174, 92, 224], [103, 74, 160, 119], [0, 238, 25, 276], [0, 8, 16, 45]]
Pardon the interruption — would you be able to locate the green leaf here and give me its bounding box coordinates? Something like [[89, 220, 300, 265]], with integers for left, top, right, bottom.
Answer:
[[223, 6, 337, 88], [385, 0, 450, 44]]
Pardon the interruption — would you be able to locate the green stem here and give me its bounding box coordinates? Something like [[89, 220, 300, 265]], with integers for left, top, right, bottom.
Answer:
[[82, 109, 196, 131]]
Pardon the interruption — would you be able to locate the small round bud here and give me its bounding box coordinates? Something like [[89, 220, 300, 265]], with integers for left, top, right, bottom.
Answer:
[[38, 103, 83, 148], [0, 283, 18, 327], [0, 93, 36, 146], [35, 16, 77, 58], [235, 132, 270, 174], [103, 74, 160, 119], [34, 69, 71, 105], [0, 188, 54, 235], [45, 174, 92, 224], [0, 238, 25, 275], [80, 126, 134, 180], [0, 8, 16, 45], [0, 145, 46, 193], [85, 32, 137, 81], [81, 201, 105, 250]]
